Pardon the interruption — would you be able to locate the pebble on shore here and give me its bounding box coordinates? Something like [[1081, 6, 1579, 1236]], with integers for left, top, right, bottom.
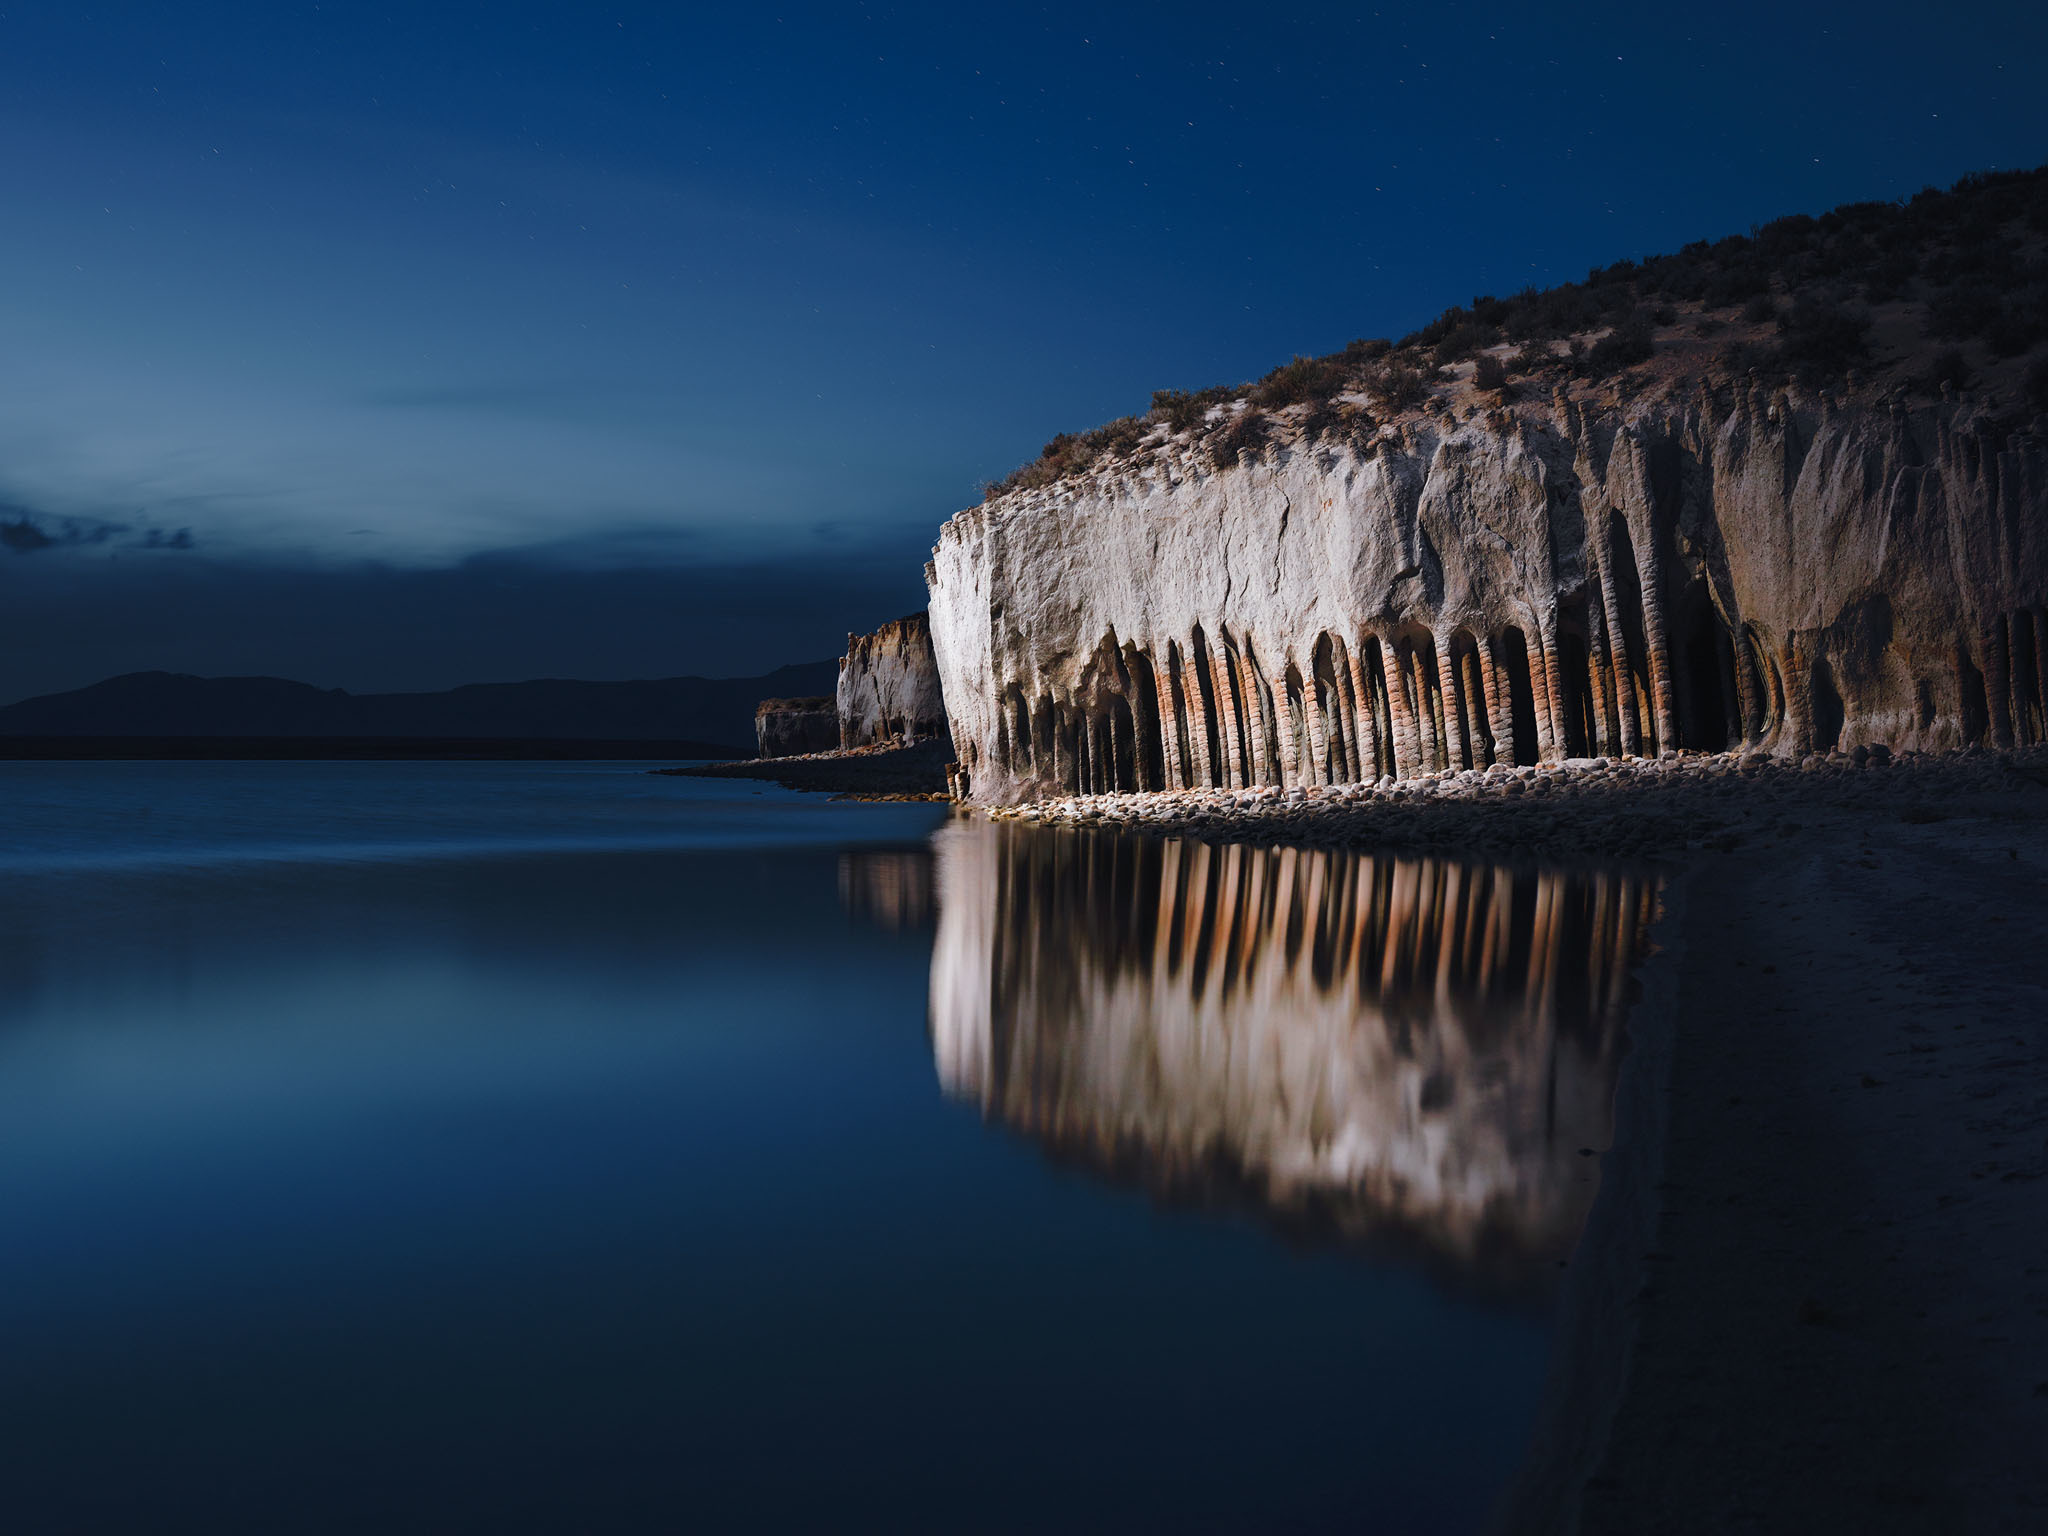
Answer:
[[972, 745, 2048, 862]]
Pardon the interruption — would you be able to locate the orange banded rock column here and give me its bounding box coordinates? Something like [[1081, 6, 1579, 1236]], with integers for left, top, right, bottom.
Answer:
[[1347, 647, 1383, 780], [1379, 639, 1419, 780], [1301, 675, 1331, 785], [1406, 647, 1441, 772], [1534, 619, 1566, 762]]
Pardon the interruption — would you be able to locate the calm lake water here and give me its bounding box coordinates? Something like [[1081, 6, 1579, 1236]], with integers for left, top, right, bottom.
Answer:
[[0, 762, 1651, 1533]]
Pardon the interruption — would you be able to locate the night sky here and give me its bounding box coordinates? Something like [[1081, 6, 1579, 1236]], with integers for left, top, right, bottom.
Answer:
[[2, 1, 2043, 700]]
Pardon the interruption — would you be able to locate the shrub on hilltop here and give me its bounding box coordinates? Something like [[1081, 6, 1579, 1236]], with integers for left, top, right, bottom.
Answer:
[[1297, 397, 1377, 448], [1150, 384, 1240, 433], [1581, 311, 1657, 376], [1365, 359, 1430, 411], [1207, 407, 1271, 466], [982, 414, 1153, 499], [975, 163, 2048, 499], [1252, 354, 1348, 408], [1777, 296, 1872, 381]]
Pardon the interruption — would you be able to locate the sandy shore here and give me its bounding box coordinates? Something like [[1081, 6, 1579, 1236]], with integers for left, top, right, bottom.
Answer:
[[986, 746, 2048, 1531], [1576, 772, 2048, 1533]]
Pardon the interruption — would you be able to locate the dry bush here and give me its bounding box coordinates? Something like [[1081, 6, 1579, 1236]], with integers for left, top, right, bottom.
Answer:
[[1366, 360, 1430, 411], [1253, 354, 1347, 408], [1581, 313, 1656, 375], [1207, 408, 1270, 466]]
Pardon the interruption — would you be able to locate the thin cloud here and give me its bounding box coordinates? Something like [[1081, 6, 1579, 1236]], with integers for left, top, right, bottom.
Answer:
[[0, 517, 53, 553], [0, 504, 137, 554]]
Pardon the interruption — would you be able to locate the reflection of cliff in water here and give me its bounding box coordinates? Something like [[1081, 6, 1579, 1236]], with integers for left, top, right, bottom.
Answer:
[[930, 819, 1655, 1292], [839, 849, 936, 932]]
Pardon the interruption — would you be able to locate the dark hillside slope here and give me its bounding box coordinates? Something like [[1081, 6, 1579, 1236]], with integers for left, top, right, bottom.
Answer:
[[989, 163, 2048, 494]]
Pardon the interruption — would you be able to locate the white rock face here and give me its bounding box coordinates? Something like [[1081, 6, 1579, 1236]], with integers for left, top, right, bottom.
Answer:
[[753, 696, 837, 757], [928, 818, 1651, 1276], [926, 387, 2048, 803], [836, 611, 950, 750]]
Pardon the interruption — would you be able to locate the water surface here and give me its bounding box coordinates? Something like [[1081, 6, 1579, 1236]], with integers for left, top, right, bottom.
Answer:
[[0, 762, 1649, 1533]]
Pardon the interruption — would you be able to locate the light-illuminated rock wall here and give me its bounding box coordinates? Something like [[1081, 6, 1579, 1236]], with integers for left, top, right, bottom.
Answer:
[[837, 611, 949, 750], [927, 387, 2048, 803]]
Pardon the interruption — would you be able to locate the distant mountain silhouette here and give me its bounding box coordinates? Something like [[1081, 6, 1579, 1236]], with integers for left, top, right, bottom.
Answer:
[[0, 663, 839, 749]]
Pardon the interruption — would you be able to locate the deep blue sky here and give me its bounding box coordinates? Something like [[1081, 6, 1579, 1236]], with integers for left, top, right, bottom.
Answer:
[[2, 1, 2043, 699]]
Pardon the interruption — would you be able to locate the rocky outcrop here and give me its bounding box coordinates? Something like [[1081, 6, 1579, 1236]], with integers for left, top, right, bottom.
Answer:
[[926, 387, 2048, 803], [929, 818, 1652, 1283], [753, 696, 838, 758], [837, 612, 949, 750]]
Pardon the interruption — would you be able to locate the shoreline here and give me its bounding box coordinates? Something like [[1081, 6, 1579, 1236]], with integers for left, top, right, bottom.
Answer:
[[959, 745, 2048, 1530], [656, 738, 951, 799]]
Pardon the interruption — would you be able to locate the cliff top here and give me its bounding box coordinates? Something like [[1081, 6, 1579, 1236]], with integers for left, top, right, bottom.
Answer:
[[844, 611, 930, 649], [754, 696, 834, 714], [981, 163, 2048, 503]]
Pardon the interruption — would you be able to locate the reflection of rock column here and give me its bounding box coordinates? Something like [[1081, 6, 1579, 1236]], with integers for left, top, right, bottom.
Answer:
[[929, 818, 1655, 1287], [839, 851, 935, 931], [927, 822, 999, 1107]]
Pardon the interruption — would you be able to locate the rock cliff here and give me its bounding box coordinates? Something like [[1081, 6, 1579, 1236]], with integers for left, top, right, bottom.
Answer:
[[928, 386, 2048, 803], [836, 611, 949, 750], [753, 696, 838, 758]]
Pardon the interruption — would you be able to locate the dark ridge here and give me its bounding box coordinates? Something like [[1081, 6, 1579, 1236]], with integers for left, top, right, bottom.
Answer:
[[0, 737, 750, 761], [0, 661, 840, 749]]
